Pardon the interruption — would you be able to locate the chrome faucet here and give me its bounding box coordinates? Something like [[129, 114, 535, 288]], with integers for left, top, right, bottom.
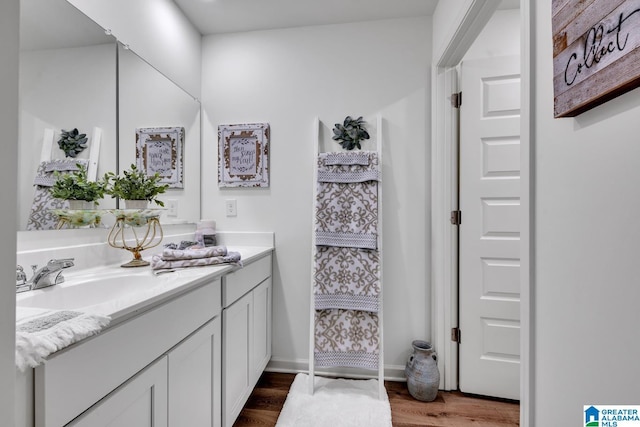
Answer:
[[27, 258, 75, 291]]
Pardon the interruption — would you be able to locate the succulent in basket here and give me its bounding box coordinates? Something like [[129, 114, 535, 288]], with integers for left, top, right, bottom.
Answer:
[[57, 128, 88, 158], [50, 164, 107, 205], [332, 116, 370, 150], [104, 164, 169, 207]]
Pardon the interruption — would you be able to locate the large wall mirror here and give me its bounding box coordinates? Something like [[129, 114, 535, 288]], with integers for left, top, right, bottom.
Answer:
[[18, 0, 201, 231], [18, 0, 117, 230], [118, 44, 201, 225]]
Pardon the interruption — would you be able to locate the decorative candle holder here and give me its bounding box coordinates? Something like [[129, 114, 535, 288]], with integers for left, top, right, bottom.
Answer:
[[108, 209, 164, 267], [52, 209, 103, 229]]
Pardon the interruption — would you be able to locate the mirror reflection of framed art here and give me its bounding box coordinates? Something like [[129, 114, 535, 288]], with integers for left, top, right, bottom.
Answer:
[[136, 126, 184, 188]]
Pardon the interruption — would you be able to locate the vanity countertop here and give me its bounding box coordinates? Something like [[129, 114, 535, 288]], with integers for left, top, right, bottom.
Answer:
[[16, 245, 273, 326]]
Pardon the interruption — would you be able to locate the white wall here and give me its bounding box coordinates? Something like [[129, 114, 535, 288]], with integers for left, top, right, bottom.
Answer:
[[432, 0, 474, 64], [0, 0, 19, 424], [463, 9, 520, 61], [534, 2, 640, 424], [201, 17, 432, 376], [67, 0, 201, 97]]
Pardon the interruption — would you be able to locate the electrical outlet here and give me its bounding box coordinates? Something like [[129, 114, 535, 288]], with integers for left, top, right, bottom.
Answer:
[[167, 199, 178, 217], [225, 199, 237, 217]]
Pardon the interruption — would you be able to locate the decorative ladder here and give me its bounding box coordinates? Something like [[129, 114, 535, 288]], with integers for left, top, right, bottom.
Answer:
[[308, 115, 385, 399]]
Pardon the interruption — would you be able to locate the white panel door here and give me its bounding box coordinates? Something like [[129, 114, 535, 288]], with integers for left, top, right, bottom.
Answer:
[[459, 55, 521, 400], [222, 291, 252, 427]]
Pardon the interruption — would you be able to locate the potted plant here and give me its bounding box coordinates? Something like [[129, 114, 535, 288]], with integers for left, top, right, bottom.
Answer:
[[50, 164, 107, 209], [332, 116, 370, 150], [105, 164, 169, 208]]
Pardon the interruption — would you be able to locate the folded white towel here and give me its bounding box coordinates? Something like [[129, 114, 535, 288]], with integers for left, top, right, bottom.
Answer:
[[15, 307, 110, 372]]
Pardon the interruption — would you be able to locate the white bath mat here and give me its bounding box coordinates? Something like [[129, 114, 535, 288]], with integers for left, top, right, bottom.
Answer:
[[275, 373, 392, 427]]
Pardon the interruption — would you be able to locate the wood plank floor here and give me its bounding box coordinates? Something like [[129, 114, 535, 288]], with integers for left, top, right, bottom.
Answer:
[[233, 372, 519, 427]]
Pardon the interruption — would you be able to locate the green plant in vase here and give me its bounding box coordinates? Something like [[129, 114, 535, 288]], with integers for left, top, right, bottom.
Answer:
[[50, 164, 107, 208], [105, 164, 169, 208]]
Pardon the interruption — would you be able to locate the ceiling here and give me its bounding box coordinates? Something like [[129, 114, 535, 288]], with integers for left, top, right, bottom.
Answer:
[[172, 0, 440, 35], [21, 0, 113, 51]]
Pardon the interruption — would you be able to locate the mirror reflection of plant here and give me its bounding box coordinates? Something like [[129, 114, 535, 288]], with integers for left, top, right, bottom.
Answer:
[[104, 164, 169, 206], [50, 164, 107, 203], [57, 128, 88, 158], [332, 116, 370, 150]]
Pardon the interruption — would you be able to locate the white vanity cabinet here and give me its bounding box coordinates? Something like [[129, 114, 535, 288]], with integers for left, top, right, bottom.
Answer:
[[68, 316, 222, 427], [222, 254, 272, 427], [34, 277, 223, 427], [67, 356, 169, 427], [17, 246, 273, 427]]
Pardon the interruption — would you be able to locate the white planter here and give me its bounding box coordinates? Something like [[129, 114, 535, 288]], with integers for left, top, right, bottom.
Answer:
[[124, 200, 149, 210], [67, 200, 97, 210]]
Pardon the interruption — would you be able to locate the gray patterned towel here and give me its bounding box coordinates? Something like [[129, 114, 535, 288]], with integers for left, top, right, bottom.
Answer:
[[314, 246, 380, 312], [27, 159, 90, 230], [15, 307, 110, 371], [151, 251, 241, 270], [160, 245, 228, 260], [315, 152, 379, 249], [314, 309, 380, 370]]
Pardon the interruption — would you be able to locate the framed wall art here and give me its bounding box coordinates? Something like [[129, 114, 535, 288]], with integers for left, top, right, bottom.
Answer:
[[218, 122, 270, 188], [553, 0, 640, 117], [136, 126, 184, 188]]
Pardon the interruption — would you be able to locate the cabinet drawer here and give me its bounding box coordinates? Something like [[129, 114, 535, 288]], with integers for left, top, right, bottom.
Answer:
[[223, 255, 271, 307]]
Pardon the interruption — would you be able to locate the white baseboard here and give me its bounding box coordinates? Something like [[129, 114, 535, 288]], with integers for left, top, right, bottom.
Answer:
[[266, 358, 407, 382]]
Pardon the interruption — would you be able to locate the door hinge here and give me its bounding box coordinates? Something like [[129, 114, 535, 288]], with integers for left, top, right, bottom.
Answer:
[[450, 210, 462, 225], [451, 91, 462, 108], [451, 327, 461, 344]]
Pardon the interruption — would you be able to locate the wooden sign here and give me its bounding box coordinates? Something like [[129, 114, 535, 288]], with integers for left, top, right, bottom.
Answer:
[[553, 0, 640, 117]]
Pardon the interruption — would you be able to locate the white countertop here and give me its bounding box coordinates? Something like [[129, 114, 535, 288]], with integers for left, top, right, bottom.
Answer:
[[17, 245, 273, 325]]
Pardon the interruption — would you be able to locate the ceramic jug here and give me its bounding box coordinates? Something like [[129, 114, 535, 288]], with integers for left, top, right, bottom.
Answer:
[[405, 340, 440, 402]]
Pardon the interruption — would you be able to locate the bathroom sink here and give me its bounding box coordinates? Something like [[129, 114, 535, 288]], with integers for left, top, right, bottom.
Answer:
[[15, 265, 228, 318]]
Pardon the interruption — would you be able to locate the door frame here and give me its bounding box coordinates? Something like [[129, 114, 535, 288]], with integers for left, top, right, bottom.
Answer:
[[430, 1, 533, 426]]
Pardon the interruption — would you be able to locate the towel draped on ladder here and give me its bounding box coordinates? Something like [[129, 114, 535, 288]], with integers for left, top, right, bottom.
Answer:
[[313, 151, 381, 370]]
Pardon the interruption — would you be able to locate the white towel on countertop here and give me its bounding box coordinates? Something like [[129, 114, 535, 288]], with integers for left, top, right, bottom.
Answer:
[[15, 307, 110, 372]]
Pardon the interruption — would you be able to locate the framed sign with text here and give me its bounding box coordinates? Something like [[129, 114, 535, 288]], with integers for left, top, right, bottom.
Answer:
[[553, 0, 640, 117], [136, 126, 184, 188], [218, 123, 270, 188]]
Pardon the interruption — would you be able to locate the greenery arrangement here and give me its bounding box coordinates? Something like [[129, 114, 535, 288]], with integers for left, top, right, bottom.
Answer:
[[57, 128, 88, 158], [104, 164, 169, 206], [50, 164, 107, 203], [332, 116, 370, 150]]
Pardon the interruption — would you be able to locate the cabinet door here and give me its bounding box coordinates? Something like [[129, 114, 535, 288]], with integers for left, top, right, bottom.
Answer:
[[251, 278, 272, 384], [168, 316, 221, 427], [222, 291, 252, 427], [67, 357, 168, 427]]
